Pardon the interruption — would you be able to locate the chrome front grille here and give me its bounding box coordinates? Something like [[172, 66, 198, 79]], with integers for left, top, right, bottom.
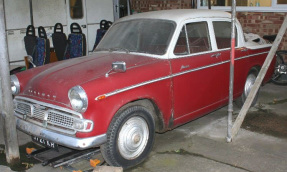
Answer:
[[32, 105, 46, 120], [14, 97, 83, 134], [16, 102, 31, 115], [48, 111, 74, 128]]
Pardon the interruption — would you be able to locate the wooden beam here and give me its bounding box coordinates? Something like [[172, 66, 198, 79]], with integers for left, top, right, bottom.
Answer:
[[0, 0, 20, 166], [231, 15, 287, 139]]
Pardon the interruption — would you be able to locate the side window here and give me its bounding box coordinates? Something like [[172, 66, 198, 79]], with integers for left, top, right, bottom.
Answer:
[[186, 22, 211, 54], [69, 0, 83, 19], [174, 27, 188, 55], [213, 21, 237, 49], [174, 22, 211, 55]]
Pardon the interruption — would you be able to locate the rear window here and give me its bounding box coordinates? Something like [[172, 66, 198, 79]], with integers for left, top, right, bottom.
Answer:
[[213, 21, 238, 49]]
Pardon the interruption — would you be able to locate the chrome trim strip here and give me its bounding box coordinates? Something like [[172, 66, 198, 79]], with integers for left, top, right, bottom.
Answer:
[[15, 96, 82, 118], [220, 51, 269, 65], [235, 51, 268, 61], [104, 75, 171, 98], [171, 60, 225, 77], [96, 51, 269, 100], [16, 118, 107, 150]]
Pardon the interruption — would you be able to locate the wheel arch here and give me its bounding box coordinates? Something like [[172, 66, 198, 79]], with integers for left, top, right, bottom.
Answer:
[[113, 98, 165, 133], [249, 65, 260, 75]]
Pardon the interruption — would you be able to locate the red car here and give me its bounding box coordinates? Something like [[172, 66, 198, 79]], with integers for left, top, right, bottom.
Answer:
[[11, 9, 275, 168]]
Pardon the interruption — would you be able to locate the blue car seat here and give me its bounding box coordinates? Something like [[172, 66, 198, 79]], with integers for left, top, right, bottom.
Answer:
[[64, 23, 86, 59], [92, 20, 112, 50], [34, 26, 50, 66]]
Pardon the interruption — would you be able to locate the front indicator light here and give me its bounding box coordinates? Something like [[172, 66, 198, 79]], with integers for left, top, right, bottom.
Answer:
[[73, 119, 94, 132], [95, 94, 106, 101], [73, 120, 85, 130]]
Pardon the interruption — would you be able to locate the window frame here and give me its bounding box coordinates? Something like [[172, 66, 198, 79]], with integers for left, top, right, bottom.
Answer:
[[212, 21, 238, 50], [69, 0, 84, 19], [173, 21, 212, 56], [197, 0, 287, 12]]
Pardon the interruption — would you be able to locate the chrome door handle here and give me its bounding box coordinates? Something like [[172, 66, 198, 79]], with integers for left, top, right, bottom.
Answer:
[[211, 53, 221, 58], [241, 48, 248, 52]]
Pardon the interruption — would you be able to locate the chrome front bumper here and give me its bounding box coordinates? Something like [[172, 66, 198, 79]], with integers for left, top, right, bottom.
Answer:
[[16, 118, 107, 150]]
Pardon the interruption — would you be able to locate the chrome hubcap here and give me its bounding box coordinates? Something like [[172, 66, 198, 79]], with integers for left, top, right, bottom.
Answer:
[[244, 74, 256, 97], [118, 116, 149, 160]]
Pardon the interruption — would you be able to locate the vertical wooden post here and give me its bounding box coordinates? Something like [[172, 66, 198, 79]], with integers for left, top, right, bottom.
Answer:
[[0, 0, 21, 166], [231, 15, 287, 139]]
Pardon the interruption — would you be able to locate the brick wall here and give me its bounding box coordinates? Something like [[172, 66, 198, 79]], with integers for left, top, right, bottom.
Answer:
[[238, 12, 287, 50], [131, 0, 192, 12], [130, 0, 287, 50]]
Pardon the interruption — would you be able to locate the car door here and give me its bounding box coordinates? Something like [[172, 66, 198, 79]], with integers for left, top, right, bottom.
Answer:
[[212, 20, 249, 100], [171, 20, 224, 123]]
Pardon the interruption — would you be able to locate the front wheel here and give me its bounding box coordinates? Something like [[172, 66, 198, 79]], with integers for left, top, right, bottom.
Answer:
[[271, 51, 287, 85], [100, 106, 155, 169]]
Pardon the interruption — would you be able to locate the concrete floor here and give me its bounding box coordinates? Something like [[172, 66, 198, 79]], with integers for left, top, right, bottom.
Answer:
[[1, 82, 287, 172]]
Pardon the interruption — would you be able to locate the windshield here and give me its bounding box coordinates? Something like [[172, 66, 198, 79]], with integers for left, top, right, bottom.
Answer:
[[96, 19, 176, 55]]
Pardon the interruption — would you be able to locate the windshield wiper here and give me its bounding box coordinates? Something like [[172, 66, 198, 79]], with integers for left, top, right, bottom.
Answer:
[[109, 47, 130, 54], [94, 48, 110, 52]]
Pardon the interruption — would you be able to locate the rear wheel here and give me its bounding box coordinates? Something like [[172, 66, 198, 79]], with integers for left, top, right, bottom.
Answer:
[[236, 69, 259, 107], [271, 51, 287, 85], [100, 106, 155, 169]]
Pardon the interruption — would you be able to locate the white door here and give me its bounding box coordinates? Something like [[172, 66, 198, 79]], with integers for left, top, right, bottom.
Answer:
[[66, 0, 88, 55]]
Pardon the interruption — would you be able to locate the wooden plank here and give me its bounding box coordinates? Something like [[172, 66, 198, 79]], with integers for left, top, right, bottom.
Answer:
[[231, 15, 287, 139]]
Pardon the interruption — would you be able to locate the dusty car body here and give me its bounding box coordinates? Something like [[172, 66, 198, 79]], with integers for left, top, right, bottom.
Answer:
[[12, 9, 275, 168]]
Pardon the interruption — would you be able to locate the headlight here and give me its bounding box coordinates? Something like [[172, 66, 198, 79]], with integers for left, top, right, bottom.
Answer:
[[11, 75, 20, 95], [68, 86, 88, 113]]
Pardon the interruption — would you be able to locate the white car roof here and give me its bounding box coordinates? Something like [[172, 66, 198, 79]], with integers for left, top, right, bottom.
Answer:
[[116, 9, 232, 24]]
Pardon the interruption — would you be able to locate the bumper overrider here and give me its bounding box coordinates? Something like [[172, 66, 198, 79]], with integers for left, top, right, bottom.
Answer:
[[13, 96, 106, 149], [16, 118, 107, 149]]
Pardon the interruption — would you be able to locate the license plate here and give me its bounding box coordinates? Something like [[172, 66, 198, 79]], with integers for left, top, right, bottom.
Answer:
[[32, 136, 58, 150]]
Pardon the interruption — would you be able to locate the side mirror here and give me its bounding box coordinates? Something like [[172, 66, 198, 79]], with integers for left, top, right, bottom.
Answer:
[[106, 61, 126, 77], [25, 55, 36, 68], [112, 61, 126, 73]]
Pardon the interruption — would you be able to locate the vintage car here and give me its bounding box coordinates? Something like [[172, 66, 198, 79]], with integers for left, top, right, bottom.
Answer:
[[11, 9, 275, 168]]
